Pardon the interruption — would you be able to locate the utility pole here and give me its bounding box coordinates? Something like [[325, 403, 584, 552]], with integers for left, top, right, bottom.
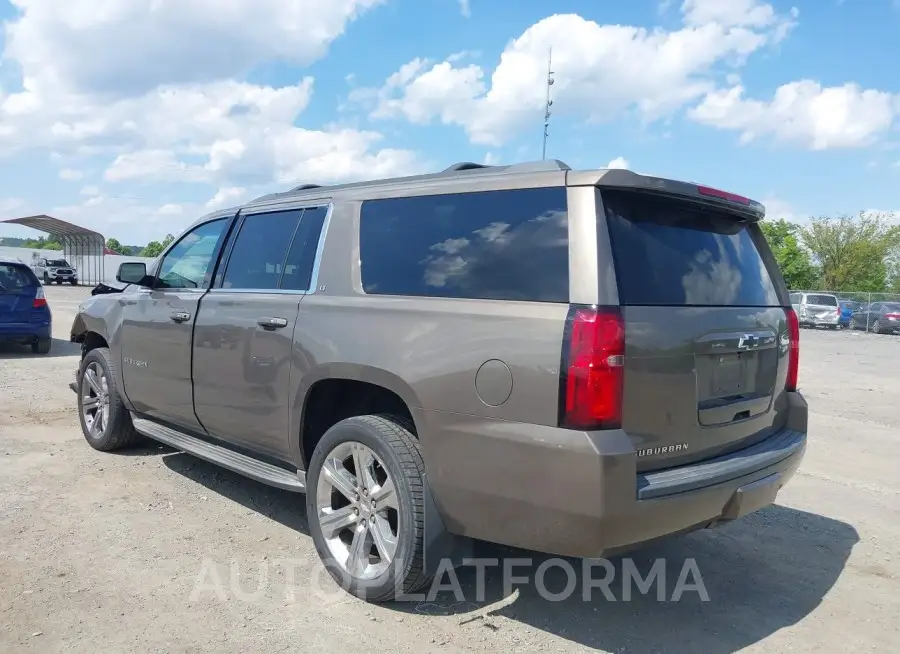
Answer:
[[542, 47, 554, 161]]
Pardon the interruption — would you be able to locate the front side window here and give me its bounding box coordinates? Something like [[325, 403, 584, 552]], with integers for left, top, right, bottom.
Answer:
[[157, 218, 230, 290], [359, 187, 569, 302]]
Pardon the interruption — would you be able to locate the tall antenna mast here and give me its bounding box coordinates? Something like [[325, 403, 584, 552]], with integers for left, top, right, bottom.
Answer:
[[542, 47, 554, 161]]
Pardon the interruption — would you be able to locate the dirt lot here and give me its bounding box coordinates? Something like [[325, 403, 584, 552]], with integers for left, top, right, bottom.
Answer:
[[2, 285, 898, 653]]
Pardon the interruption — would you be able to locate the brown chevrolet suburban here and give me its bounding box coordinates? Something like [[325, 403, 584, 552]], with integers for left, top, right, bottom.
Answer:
[[69, 159, 807, 602]]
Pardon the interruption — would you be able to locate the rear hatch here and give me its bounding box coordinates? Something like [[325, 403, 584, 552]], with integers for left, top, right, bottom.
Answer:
[[600, 189, 791, 472], [0, 263, 39, 324]]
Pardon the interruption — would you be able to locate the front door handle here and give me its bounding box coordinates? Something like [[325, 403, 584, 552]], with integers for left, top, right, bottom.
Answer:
[[257, 317, 288, 330], [171, 311, 191, 323]]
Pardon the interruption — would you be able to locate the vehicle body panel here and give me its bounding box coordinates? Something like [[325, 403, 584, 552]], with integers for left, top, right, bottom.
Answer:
[[792, 292, 840, 328], [193, 290, 303, 460]]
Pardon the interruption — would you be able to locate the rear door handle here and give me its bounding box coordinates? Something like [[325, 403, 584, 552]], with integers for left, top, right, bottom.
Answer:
[[171, 311, 191, 323], [257, 317, 288, 330]]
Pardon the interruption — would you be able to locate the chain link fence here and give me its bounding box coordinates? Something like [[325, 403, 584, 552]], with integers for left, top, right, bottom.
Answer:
[[789, 289, 900, 334]]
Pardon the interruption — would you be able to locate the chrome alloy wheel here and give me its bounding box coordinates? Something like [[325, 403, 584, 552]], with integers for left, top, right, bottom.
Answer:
[[81, 361, 110, 438], [316, 441, 400, 580]]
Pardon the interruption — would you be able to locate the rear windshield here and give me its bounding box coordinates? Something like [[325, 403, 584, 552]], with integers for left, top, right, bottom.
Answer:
[[884, 303, 900, 312], [805, 294, 837, 306], [602, 191, 781, 307], [0, 263, 37, 290]]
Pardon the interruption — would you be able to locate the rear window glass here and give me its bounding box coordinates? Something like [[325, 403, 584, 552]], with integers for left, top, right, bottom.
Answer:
[[0, 263, 37, 289], [805, 294, 837, 306], [602, 190, 781, 306], [359, 187, 569, 302], [883, 303, 900, 312]]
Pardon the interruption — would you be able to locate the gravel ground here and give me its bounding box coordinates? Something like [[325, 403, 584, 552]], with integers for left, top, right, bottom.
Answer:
[[1, 285, 898, 653]]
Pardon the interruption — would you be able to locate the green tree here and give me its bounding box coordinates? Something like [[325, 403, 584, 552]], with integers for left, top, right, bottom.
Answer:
[[759, 218, 820, 290], [106, 238, 126, 255], [22, 235, 63, 250], [799, 212, 900, 292], [141, 233, 174, 258]]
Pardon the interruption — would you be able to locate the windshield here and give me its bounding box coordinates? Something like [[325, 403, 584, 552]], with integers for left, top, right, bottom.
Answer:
[[0, 263, 37, 290], [805, 294, 837, 307], [602, 190, 782, 307], [46, 259, 70, 267]]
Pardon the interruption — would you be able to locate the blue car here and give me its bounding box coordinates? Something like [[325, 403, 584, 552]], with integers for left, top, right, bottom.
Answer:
[[0, 258, 52, 354], [839, 300, 862, 328]]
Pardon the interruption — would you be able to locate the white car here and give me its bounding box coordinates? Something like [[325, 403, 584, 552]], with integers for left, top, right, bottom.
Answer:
[[790, 292, 841, 329], [33, 256, 78, 285]]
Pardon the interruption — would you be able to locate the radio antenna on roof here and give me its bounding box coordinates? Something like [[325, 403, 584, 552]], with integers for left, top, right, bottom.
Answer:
[[541, 47, 555, 161]]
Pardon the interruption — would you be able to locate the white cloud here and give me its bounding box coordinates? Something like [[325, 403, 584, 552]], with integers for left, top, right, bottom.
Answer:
[[689, 81, 897, 149], [458, 0, 471, 18], [3, 0, 385, 98], [206, 187, 247, 210], [0, 0, 423, 198], [761, 196, 802, 222], [607, 156, 630, 169], [58, 168, 84, 181], [358, 2, 797, 145]]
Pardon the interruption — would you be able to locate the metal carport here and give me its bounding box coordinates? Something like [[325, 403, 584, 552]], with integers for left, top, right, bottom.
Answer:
[[1, 214, 105, 285]]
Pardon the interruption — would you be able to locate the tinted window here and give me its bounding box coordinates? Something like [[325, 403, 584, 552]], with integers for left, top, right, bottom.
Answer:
[[603, 190, 781, 306], [281, 207, 328, 291], [222, 210, 303, 290], [157, 218, 230, 289], [882, 303, 900, 312], [359, 188, 569, 302], [805, 294, 837, 307], [46, 259, 69, 267], [0, 263, 37, 290]]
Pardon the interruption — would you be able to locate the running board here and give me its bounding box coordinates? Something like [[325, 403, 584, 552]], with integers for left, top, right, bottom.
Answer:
[[131, 417, 306, 493]]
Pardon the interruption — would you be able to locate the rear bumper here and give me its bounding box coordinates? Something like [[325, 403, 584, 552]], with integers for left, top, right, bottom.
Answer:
[[416, 392, 808, 558], [799, 314, 839, 327], [0, 322, 51, 342]]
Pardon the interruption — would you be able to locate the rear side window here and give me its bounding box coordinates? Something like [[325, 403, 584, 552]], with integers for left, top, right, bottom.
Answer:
[[602, 190, 781, 307], [359, 187, 569, 302], [0, 263, 37, 290], [805, 294, 837, 307], [223, 210, 303, 290], [281, 207, 328, 291]]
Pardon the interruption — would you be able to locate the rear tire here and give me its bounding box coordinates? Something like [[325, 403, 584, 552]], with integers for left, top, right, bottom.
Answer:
[[306, 414, 431, 602], [873, 320, 883, 334], [32, 337, 51, 354], [77, 348, 141, 451]]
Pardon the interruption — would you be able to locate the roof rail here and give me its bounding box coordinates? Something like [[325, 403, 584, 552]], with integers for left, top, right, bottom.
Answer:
[[290, 183, 323, 191], [441, 162, 493, 173], [505, 159, 570, 172]]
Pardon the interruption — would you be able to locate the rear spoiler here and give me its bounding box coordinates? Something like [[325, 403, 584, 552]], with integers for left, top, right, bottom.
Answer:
[[567, 168, 765, 222]]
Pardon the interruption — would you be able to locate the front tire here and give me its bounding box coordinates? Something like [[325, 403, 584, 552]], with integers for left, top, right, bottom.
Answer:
[[69, 279, 78, 286], [306, 415, 431, 602], [77, 348, 141, 451]]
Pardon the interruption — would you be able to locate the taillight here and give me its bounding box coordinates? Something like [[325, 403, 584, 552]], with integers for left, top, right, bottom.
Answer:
[[559, 305, 625, 430], [885, 313, 900, 319], [785, 308, 800, 391], [33, 286, 47, 309]]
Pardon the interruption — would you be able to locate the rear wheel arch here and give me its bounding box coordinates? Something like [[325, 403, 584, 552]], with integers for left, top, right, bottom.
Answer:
[[298, 370, 421, 470]]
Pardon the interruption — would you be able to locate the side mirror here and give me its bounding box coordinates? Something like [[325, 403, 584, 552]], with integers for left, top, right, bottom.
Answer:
[[117, 262, 148, 285]]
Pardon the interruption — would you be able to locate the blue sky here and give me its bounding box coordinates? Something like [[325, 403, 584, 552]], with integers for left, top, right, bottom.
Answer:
[[0, 0, 898, 245]]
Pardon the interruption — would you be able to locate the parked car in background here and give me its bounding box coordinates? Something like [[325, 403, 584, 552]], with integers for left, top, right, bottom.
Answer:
[[790, 292, 841, 329], [838, 300, 862, 328], [69, 160, 807, 602], [0, 257, 52, 354], [33, 257, 78, 285], [848, 302, 900, 334]]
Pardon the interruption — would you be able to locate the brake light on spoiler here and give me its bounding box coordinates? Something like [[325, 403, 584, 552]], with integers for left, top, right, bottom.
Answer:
[[697, 185, 751, 206]]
